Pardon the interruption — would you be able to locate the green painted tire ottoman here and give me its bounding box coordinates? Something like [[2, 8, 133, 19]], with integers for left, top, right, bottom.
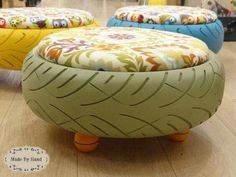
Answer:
[[22, 27, 225, 152]]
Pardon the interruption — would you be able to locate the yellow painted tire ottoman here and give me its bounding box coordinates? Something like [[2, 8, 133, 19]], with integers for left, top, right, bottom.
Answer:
[[0, 7, 97, 70], [22, 27, 225, 152]]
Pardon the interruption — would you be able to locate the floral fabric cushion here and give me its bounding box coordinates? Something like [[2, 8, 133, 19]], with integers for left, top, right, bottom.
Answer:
[[36, 27, 209, 72], [0, 7, 94, 29], [114, 6, 217, 25]]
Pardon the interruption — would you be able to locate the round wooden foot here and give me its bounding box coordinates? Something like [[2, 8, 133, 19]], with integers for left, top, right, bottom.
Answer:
[[74, 133, 99, 152], [169, 129, 190, 142]]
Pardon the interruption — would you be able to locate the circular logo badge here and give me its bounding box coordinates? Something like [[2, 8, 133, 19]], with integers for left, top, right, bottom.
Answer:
[[4, 146, 49, 173]]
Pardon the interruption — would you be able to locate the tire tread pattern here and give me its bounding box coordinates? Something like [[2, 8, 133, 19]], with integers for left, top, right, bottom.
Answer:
[[22, 52, 225, 138]]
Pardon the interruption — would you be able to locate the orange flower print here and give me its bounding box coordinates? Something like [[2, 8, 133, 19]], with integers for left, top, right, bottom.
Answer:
[[133, 47, 162, 71], [46, 47, 63, 61], [146, 57, 161, 71], [181, 15, 195, 25], [182, 54, 197, 67], [95, 44, 121, 51]]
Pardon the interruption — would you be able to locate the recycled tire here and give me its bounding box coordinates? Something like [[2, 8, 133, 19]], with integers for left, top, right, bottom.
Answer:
[[0, 22, 98, 70], [22, 51, 225, 138], [107, 17, 224, 53]]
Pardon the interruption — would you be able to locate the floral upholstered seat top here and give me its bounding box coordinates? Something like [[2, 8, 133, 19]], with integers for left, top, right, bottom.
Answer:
[[0, 7, 94, 29], [114, 6, 217, 25], [36, 27, 209, 72]]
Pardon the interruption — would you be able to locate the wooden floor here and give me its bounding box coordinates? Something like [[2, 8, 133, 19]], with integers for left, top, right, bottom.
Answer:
[[1, 0, 236, 177]]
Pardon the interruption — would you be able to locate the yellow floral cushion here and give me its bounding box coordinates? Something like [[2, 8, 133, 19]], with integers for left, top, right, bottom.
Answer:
[[114, 6, 217, 24], [36, 27, 209, 72], [0, 7, 94, 29]]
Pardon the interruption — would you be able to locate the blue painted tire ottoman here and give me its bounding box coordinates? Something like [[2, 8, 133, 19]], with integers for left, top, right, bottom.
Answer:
[[107, 6, 224, 53]]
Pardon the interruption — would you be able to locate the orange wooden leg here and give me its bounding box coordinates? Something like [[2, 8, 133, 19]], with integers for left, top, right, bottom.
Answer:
[[169, 129, 190, 142], [74, 133, 99, 152]]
